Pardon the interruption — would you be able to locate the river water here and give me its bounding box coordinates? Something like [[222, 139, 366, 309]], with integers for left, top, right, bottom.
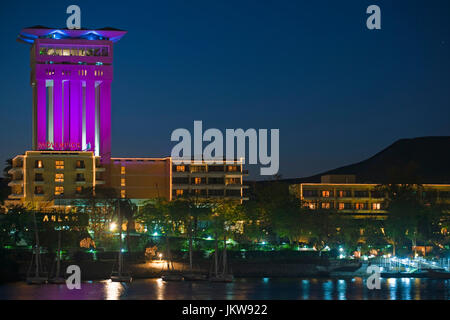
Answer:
[[0, 277, 449, 300]]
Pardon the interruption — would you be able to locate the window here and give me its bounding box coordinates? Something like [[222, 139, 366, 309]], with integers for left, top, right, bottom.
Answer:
[[76, 186, 83, 194], [372, 203, 381, 210], [173, 177, 189, 184], [35, 186, 44, 195], [208, 178, 224, 185], [303, 190, 318, 197], [321, 190, 332, 197], [120, 190, 126, 198], [338, 203, 352, 210], [55, 173, 64, 182], [121, 166, 126, 174], [76, 160, 85, 168], [194, 177, 202, 184], [55, 186, 64, 195], [176, 189, 184, 196], [355, 203, 367, 210], [208, 165, 224, 172], [35, 173, 43, 182], [337, 190, 351, 198], [121, 178, 126, 187], [191, 165, 206, 173], [176, 165, 185, 172], [321, 202, 331, 209], [226, 165, 239, 172], [76, 173, 85, 181], [55, 160, 64, 169], [307, 203, 316, 210], [225, 178, 240, 185], [35, 160, 43, 168], [354, 190, 369, 198]]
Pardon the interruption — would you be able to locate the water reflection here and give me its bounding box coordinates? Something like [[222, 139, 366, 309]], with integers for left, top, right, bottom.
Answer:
[[104, 281, 124, 300], [301, 279, 310, 300], [337, 280, 346, 300], [322, 280, 333, 300], [388, 278, 397, 300], [0, 278, 448, 300]]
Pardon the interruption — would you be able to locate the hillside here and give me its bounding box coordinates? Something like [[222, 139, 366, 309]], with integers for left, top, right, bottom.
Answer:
[[279, 136, 450, 184]]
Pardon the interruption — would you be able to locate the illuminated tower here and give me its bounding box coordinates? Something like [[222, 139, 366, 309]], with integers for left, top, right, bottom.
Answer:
[[18, 26, 126, 162]]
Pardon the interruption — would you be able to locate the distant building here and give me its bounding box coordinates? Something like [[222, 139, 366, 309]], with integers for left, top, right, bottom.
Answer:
[[289, 175, 450, 219]]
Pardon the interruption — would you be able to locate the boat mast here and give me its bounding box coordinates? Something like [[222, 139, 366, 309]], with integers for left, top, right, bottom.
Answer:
[[32, 208, 40, 278], [222, 235, 227, 276], [118, 199, 123, 277]]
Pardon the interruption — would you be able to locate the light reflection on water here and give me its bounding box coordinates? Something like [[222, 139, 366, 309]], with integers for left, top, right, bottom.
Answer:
[[0, 277, 449, 300]]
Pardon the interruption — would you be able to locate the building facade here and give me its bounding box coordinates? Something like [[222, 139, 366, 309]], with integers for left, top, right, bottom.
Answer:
[[290, 175, 450, 219]]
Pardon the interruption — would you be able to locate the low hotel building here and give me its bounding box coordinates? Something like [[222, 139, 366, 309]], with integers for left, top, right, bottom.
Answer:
[[289, 175, 450, 219]]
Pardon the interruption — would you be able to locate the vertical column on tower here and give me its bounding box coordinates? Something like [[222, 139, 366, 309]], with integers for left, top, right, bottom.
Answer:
[[36, 79, 47, 150], [63, 80, 70, 149], [70, 80, 82, 150], [99, 80, 111, 163], [85, 80, 96, 153], [53, 80, 63, 150]]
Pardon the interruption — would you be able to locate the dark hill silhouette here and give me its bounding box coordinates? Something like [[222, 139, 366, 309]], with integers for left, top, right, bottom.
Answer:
[[278, 137, 450, 184]]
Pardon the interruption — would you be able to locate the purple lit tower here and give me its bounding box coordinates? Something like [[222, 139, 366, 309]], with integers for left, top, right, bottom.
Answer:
[[18, 26, 126, 163]]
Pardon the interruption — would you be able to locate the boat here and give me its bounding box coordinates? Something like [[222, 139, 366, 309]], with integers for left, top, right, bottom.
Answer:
[[209, 273, 234, 283], [161, 274, 184, 281], [26, 210, 48, 285], [49, 226, 65, 284], [317, 260, 362, 277], [183, 273, 208, 281], [110, 200, 133, 283], [209, 235, 233, 282], [424, 268, 450, 279]]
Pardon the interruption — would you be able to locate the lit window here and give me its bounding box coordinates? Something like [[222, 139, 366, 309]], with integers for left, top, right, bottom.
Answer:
[[372, 203, 381, 210], [55, 173, 64, 182], [121, 166, 126, 174], [355, 203, 366, 210], [176, 165, 185, 172], [121, 190, 126, 198], [55, 186, 64, 196], [76, 186, 83, 194], [194, 177, 202, 184], [322, 191, 331, 197], [36, 160, 43, 168], [55, 160, 64, 169], [321, 202, 331, 209], [338, 203, 345, 210], [176, 189, 184, 196], [121, 178, 126, 187], [307, 203, 316, 210]]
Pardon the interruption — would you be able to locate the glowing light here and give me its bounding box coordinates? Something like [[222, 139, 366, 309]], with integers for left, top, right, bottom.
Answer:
[[153, 232, 159, 236], [109, 222, 117, 231]]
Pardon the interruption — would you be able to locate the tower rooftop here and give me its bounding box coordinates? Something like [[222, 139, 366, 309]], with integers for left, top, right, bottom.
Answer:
[[18, 26, 127, 44]]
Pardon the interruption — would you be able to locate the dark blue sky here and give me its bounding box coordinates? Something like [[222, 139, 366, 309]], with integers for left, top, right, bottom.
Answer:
[[0, 0, 449, 179]]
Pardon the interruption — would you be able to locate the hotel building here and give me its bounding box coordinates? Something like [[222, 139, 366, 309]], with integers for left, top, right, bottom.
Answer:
[[7, 26, 247, 209], [289, 175, 450, 219]]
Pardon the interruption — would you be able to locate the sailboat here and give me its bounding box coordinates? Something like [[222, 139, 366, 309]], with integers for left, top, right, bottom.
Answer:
[[209, 235, 233, 283], [161, 234, 184, 281], [26, 210, 48, 285], [111, 200, 132, 283], [49, 227, 65, 284], [183, 220, 207, 281]]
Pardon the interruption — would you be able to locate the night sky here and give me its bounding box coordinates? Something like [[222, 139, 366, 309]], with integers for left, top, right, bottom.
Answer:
[[0, 0, 449, 180]]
